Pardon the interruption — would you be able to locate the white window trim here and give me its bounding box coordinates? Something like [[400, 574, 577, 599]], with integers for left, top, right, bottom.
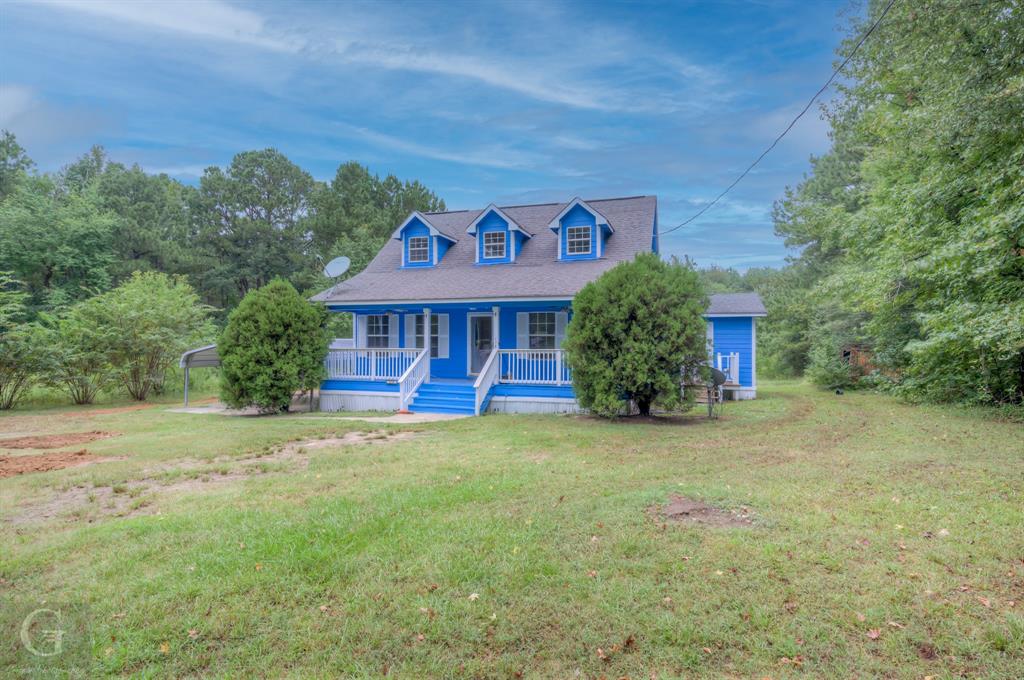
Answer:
[[527, 311, 557, 350], [366, 314, 390, 348], [482, 230, 507, 259], [565, 225, 592, 256], [407, 236, 429, 264]]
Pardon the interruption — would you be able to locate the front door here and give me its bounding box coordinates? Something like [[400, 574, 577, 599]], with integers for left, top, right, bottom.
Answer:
[[469, 314, 493, 374]]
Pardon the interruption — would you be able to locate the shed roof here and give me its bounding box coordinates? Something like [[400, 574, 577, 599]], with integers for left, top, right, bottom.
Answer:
[[706, 292, 767, 316]]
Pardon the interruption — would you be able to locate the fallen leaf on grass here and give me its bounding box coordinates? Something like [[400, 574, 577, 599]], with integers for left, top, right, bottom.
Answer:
[[159, 641, 170, 654], [702, 647, 713, 654], [866, 629, 881, 640], [319, 605, 329, 613], [468, 593, 479, 601], [855, 612, 866, 622], [188, 629, 199, 639], [977, 596, 991, 608], [779, 655, 804, 666], [587, 570, 598, 578], [886, 621, 904, 629], [254, 563, 262, 571]]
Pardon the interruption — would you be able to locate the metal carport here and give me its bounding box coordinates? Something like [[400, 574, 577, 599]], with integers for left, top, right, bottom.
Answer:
[[178, 344, 219, 406]]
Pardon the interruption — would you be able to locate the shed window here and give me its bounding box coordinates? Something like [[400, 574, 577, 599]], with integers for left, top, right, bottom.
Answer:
[[483, 231, 506, 259], [414, 314, 440, 358], [566, 226, 591, 255], [528, 312, 556, 350], [366, 314, 390, 348], [407, 236, 429, 263]]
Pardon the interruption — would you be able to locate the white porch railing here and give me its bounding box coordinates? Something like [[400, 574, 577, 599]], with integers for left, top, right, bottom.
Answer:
[[398, 348, 430, 410], [473, 348, 502, 416], [716, 352, 740, 385], [497, 349, 571, 385], [324, 348, 419, 381]]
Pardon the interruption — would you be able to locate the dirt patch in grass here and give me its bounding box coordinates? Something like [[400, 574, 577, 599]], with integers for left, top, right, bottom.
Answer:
[[0, 430, 118, 450], [76, 403, 157, 417], [0, 450, 120, 478], [652, 494, 753, 528], [4, 429, 420, 525]]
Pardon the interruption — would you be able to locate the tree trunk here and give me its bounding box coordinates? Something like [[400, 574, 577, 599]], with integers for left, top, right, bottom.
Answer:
[[637, 397, 651, 417]]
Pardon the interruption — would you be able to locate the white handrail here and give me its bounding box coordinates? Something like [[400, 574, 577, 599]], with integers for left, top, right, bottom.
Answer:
[[472, 348, 501, 416], [497, 349, 571, 385], [324, 348, 419, 381], [398, 347, 430, 411], [715, 352, 740, 384]]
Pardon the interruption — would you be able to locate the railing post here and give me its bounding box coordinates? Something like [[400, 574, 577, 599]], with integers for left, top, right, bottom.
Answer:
[[370, 349, 377, 381], [423, 307, 431, 384], [556, 351, 563, 386]]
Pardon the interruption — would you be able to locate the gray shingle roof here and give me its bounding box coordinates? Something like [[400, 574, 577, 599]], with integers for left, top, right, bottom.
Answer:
[[312, 194, 766, 318], [706, 292, 767, 316], [312, 196, 657, 304]]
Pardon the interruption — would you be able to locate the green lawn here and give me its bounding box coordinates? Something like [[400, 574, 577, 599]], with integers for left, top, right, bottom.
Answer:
[[2, 382, 1022, 678]]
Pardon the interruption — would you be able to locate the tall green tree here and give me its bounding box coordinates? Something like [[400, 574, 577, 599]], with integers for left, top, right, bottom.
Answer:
[[0, 130, 34, 202], [773, 0, 1024, 403], [191, 149, 315, 311], [0, 174, 116, 311]]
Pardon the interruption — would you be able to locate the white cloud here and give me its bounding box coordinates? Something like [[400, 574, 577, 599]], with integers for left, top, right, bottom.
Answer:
[[326, 122, 544, 171], [0, 85, 35, 126], [30, 0, 301, 52], [24, 0, 723, 115]]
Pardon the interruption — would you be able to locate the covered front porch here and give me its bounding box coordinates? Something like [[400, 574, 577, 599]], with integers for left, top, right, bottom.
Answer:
[[319, 301, 578, 415]]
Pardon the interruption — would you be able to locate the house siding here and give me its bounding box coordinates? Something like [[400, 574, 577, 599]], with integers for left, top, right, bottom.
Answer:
[[706, 316, 754, 388], [558, 204, 599, 261], [401, 220, 434, 268], [476, 212, 514, 264]]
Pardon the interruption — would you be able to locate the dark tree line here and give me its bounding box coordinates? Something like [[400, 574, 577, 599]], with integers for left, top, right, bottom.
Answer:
[[708, 0, 1024, 406], [0, 133, 445, 319]]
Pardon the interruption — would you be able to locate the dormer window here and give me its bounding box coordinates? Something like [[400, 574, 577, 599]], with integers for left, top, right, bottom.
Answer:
[[408, 236, 429, 263], [566, 226, 591, 255], [549, 197, 613, 261], [392, 211, 456, 268], [483, 231, 507, 259]]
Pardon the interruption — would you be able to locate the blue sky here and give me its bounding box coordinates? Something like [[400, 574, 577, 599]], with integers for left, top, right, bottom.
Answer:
[[0, 0, 853, 269]]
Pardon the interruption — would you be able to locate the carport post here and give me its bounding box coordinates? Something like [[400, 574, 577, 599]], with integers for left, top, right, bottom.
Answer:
[[183, 364, 190, 407]]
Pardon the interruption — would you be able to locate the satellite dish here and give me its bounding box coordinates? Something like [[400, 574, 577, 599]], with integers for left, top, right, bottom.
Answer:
[[709, 367, 727, 386], [323, 256, 351, 278]]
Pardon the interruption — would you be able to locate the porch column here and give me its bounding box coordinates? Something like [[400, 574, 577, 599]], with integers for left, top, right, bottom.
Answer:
[[491, 306, 500, 349], [423, 307, 432, 383]]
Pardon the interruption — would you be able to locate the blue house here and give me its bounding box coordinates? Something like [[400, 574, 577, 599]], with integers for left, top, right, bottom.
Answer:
[[311, 196, 765, 415]]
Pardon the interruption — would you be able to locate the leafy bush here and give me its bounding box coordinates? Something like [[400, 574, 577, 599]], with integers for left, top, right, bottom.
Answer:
[[72, 272, 213, 400], [805, 338, 856, 391], [41, 306, 113, 405], [0, 272, 49, 409], [564, 254, 708, 417], [219, 279, 328, 413]]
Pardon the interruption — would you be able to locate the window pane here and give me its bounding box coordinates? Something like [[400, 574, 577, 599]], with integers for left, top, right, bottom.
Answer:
[[566, 226, 591, 255], [528, 312, 556, 349], [408, 236, 429, 263], [483, 231, 506, 258], [367, 314, 389, 348]]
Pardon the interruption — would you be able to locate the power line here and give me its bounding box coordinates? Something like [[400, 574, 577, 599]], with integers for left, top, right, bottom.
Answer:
[[659, 0, 899, 236]]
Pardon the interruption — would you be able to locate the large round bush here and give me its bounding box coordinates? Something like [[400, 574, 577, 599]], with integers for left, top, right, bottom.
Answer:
[[564, 253, 708, 417], [219, 279, 328, 413]]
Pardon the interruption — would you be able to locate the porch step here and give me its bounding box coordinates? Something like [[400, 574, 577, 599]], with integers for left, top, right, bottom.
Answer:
[[408, 382, 478, 415]]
